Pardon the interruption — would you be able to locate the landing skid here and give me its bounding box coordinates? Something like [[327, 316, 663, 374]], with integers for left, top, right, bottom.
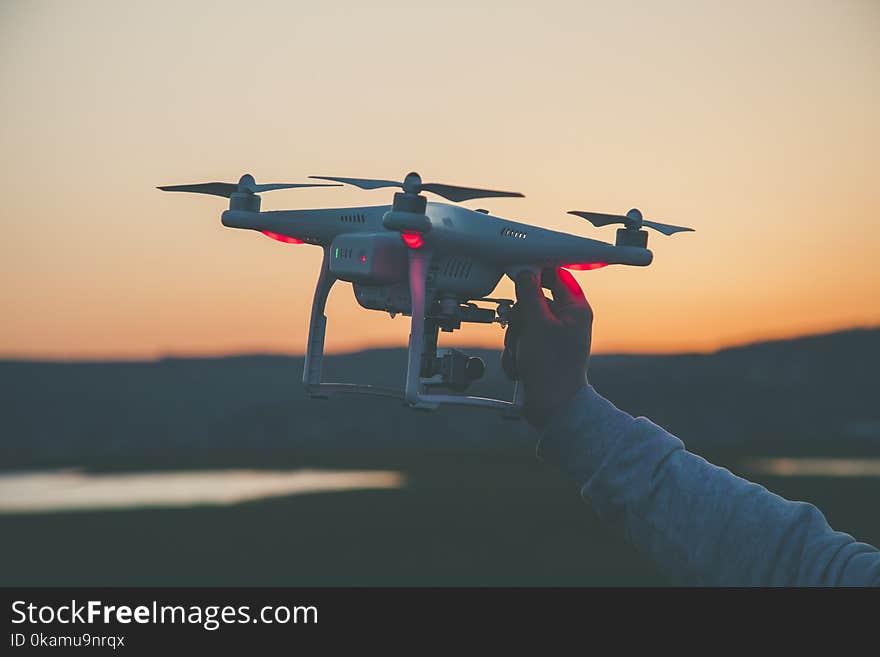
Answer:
[[303, 246, 523, 418]]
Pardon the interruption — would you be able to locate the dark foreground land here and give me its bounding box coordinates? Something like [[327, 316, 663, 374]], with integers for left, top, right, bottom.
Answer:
[[2, 459, 879, 586], [1, 328, 878, 585]]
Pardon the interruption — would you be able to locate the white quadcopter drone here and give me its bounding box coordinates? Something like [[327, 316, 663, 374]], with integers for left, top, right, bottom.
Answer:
[[159, 171, 693, 417]]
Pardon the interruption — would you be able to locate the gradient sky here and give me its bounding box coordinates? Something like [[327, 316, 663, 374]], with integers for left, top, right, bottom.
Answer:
[[1, 0, 878, 359]]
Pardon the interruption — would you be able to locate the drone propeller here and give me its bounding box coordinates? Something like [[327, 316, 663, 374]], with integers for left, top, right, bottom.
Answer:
[[158, 173, 341, 198], [567, 208, 694, 236], [309, 171, 524, 203]]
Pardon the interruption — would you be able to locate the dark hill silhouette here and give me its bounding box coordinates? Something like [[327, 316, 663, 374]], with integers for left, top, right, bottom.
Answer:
[[2, 328, 879, 586], [1, 328, 878, 470]]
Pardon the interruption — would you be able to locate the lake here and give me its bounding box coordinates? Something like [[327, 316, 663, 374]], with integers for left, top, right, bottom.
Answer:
[[0, 468, 405, 514]]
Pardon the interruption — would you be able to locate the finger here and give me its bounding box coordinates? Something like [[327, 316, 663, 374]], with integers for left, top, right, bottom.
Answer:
[[503, 310, 521, 348], [515, 270, 554, 325], [501, 312, 520, 379], [543, 267, 588, 308], [501, 342, 518, 380]]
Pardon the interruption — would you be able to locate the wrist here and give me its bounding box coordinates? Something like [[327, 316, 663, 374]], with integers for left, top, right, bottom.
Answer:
[[535, 384, 599, 470], [536, 385, 637, 487], [524, 374, 587, 428]]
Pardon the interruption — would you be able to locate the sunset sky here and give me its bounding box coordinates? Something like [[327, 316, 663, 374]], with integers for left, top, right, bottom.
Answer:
[[1, 0, 878, 359]]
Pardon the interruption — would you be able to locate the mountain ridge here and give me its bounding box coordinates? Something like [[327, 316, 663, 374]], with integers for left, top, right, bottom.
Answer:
[[1, 327, 877, 470]]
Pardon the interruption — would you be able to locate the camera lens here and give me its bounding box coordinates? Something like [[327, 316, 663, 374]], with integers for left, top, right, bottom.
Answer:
[[465, 357, 485, 381]]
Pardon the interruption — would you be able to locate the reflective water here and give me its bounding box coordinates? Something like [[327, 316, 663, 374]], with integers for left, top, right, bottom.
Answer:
[[0, 469, 405, 514], [2, 457, 878, 516], [746, 458, 880, 477]]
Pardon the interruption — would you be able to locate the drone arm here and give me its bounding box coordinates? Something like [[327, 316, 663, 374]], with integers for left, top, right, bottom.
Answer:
[[223, 207, 380, 245], [431, 218, 653, 270]]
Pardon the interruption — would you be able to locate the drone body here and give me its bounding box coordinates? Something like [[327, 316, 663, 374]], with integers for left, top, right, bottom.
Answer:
[[160, 172, 692, 416], [222, 201, 653, 316]]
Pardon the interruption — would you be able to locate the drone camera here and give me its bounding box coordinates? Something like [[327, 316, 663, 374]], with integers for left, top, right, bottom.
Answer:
[[422, 348, 486, 392]]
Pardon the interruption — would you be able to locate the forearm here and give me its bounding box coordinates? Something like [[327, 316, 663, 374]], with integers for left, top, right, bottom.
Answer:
[[540, 386, 880, 586]]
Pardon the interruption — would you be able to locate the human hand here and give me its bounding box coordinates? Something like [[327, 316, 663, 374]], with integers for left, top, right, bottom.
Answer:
[[502, 267, 593, 428]]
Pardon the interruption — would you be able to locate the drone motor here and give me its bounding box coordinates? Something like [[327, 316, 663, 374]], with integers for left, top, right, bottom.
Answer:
[[568, 207, 693, 248]]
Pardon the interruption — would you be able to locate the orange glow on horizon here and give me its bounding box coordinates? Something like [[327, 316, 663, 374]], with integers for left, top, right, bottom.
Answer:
[[1, 2, 878, 361]]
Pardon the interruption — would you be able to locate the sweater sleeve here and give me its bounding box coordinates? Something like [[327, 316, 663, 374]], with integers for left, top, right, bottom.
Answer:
[[539, 385, 880, 586]]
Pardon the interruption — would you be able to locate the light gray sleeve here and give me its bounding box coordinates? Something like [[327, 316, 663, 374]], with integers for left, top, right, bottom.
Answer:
[[539, 385, 880, 586]]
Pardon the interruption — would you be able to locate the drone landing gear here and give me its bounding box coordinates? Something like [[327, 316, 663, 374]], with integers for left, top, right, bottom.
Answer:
[[303, 246, 523, 418], [303, 246, 403, 401]]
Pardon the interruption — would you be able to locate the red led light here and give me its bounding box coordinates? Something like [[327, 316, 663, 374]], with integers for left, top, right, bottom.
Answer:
[[261, 231, 303, 244], [562, 262, 608, 271], [400, 231, 424, 249], [360, 255, 367, 263]]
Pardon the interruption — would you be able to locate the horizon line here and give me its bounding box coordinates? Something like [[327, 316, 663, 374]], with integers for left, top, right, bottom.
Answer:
[[0, 325, 876, 365]]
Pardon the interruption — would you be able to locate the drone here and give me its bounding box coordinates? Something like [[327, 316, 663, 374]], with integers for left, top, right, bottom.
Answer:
[[159, 171, 693, 416]]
